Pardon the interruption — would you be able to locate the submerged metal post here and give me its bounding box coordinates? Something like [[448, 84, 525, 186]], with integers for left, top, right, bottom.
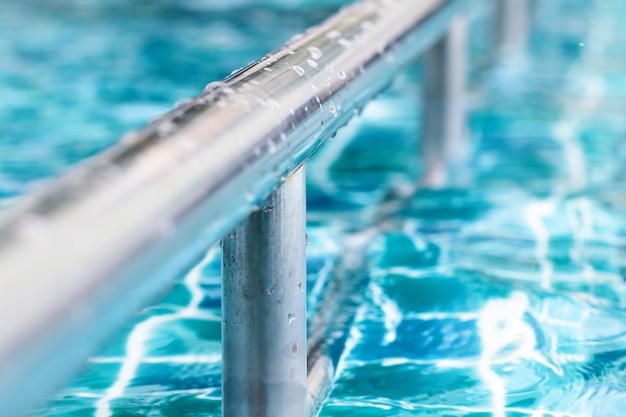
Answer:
[[421, 15, 468, 187], [222, 166, 307, 417], [496, 0, 530, 54]]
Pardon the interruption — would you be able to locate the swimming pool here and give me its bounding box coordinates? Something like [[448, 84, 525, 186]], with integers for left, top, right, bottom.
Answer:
[[3, 0, 626, 416]]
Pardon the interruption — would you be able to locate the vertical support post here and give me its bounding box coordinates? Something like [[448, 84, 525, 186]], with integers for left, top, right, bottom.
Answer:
[[421, 15, 468, 187], [222, 166, 307, 417], [496, 0, 530, 55]]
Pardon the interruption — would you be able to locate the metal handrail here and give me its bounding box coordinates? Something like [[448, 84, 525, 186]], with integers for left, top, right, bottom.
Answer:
[[0, 0, 530, 415]]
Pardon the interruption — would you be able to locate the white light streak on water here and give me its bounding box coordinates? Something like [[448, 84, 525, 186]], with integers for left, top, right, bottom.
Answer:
[[525, 200, 557, 290], [478, 293, 525, 417], [402, 222, 428, 251], [402, 402, 580, 417], [368, 283, 402, 345], [334, 306, 366, 378], [407, 311, 479, 321], [375, 265, 453, 279], [552, 121, 587, 192], [73, 387, 214, 400], [94, 314, 176, 417], [566, 198, 594, 276], [308, 231, 340, 305], [94, 247, 218, 417], [90, 354, 221, 364], [477, 292, 563, 417]]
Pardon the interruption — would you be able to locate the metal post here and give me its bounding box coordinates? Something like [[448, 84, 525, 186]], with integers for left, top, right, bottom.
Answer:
[[421, 15, 468, 187], [496, 0, 530, 55], [222, 166, 307, 417]]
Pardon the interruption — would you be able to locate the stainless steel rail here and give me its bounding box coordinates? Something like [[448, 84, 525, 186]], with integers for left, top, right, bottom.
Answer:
[[0, 0, 530, 415]]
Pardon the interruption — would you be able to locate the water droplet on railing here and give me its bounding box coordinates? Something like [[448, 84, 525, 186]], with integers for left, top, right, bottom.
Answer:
[[264, 67, 274, 73], [338, 70, 346, 79], [329, 102, 337, 116], [308, 46, 323, 60], [338, 38, 352, 48], [327, 30, 341, 39], [203, 81, 224, 93], [291, 65, 306, 76], [156, 120, 177, 137], [306, 59, 318, 69], [288, 314, 296, 324], [196, 95, 211, 106]]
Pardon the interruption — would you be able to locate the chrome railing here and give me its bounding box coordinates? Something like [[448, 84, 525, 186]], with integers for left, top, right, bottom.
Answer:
[[0, 0, 530, 416]]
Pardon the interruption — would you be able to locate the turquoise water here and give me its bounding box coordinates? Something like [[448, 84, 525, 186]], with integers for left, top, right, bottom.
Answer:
[[0, 0, 339, 203], [3, 0, 626, 416]]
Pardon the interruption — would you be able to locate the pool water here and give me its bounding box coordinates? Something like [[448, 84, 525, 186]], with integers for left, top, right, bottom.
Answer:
[[2, 0, 626, 416], [0, 0, 339, 204]]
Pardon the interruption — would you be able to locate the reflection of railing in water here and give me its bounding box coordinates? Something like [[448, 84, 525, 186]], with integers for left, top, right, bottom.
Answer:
[[0, 0, 530, 416]]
